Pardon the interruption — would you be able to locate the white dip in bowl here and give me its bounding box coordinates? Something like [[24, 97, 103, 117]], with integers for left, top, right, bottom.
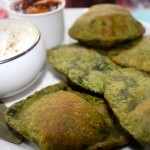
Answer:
[[0, 19, 46, 98]]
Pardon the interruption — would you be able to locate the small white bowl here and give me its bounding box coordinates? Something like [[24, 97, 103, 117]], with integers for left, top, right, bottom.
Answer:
[[7, 0, 66, 50], [0, 19, 46, 98]]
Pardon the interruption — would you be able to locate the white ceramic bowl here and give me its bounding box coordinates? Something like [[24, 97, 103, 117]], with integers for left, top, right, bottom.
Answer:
[[0, 19, 46, 98], [6, 0, 66, 50]]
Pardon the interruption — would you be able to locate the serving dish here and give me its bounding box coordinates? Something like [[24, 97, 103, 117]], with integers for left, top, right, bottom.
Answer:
[[7, 0, 66, 50], [1, 8, 150, 150], [0, 19, 46, 98], [0, 0, 66, 49]]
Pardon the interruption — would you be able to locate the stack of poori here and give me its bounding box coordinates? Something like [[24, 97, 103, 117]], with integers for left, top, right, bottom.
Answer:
[[4, 4, 150, 150]]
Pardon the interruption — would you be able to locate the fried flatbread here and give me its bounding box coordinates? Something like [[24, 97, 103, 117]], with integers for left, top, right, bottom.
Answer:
[[5, 82, 129, 150], [69, 4, 145, 49], [0, 100, 23, 144], [47, 44, 120, 94], [71, 92, 130, 150], [108, 35, 150, 72], [104, 68, 150, 146]]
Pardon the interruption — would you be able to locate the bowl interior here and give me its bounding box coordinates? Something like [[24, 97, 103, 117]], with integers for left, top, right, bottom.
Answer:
[[8, 0, 66, 16], [0, 19, 40, 63]]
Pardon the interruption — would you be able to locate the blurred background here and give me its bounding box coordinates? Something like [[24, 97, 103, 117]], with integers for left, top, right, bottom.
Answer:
[[0, 0, 150, 23], [65, 0, 150, 23], [65, 0, 115, 7], [65, 0, 150, 8]]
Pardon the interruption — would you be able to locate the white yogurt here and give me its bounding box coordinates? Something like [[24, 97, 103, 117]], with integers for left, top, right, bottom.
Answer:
[[0, 19, 39, 61]]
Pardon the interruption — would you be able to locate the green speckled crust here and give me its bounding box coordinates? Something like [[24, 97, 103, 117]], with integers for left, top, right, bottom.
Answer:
[[104, 68, 150, 146], [108, 35, 150, 72], [5, 91, 104, 150], [72, 92, 130, 150], [4, 82, 129, 150], [47, 44, 120, 94], [69, 4, 145, 49]]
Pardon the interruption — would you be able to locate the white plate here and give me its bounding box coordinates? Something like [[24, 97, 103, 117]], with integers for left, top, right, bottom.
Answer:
[[1, 8, 150, 150]]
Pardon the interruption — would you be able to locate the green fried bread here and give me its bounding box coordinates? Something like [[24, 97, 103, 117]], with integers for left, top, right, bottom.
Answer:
[[69, 4, 145, 49], [108, 35, 150, 72], [47, 44, 120, 94], [5, 82, 129, 150], [104, 68, 150, 146]]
